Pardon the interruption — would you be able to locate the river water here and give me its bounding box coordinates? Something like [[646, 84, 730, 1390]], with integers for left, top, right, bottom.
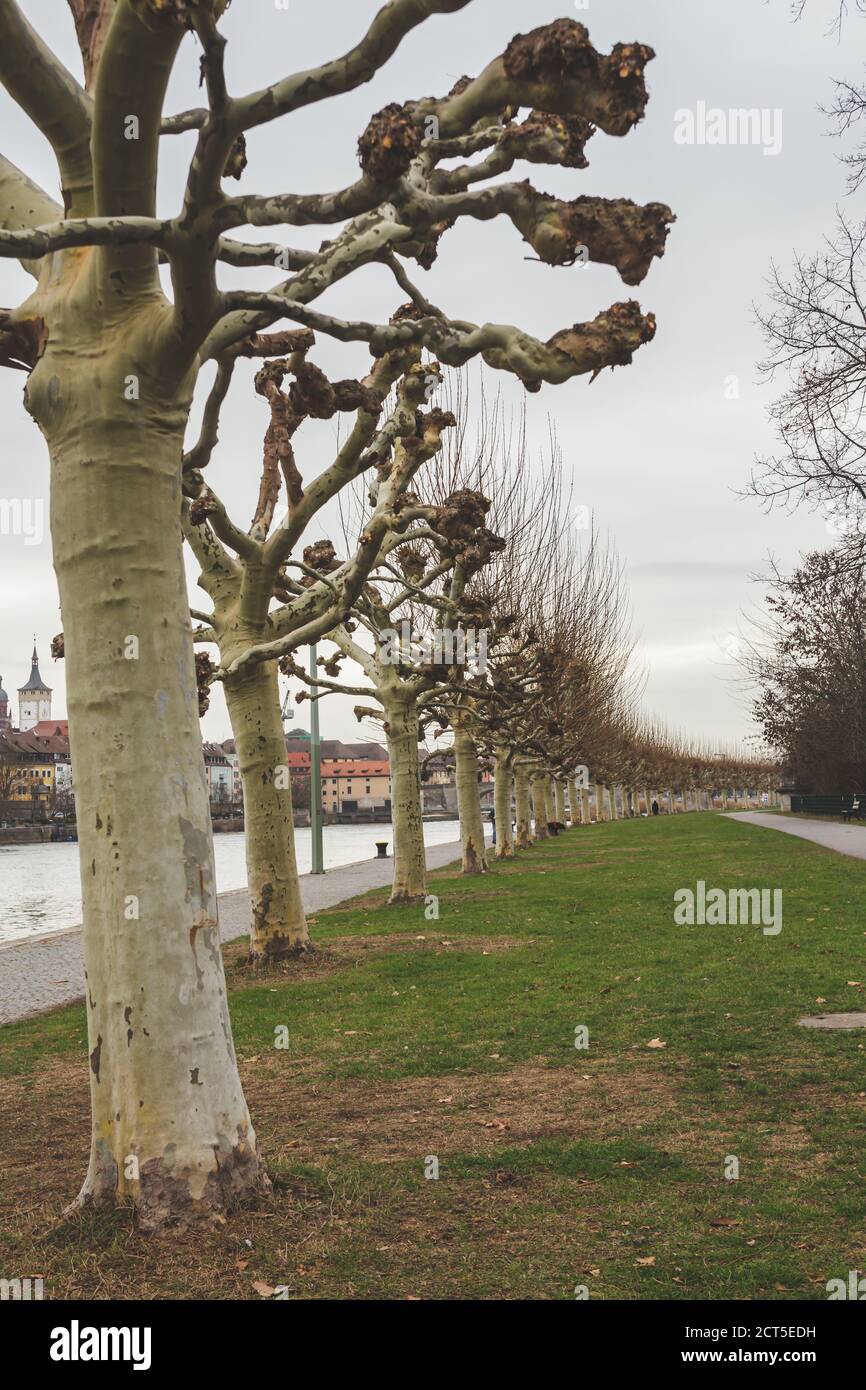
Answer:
[[0, 820, 462, 945]]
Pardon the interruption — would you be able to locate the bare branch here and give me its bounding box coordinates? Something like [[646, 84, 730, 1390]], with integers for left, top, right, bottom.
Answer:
[[233, 0, 473, 134], [0, 0, 93, 215]]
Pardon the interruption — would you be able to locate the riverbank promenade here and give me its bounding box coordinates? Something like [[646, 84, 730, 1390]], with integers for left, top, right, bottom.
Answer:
[[0, 837, 472, 1024]]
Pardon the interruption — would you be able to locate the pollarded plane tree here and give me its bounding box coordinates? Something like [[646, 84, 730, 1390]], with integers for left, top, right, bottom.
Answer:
[[287, 485, 505, 900], [516, 525, 639, 835], [445, 413, 567, 860], [410, 378, 562, 872], [625, 718, 671, 815], [0, 0, 672, 1227], [184, 335, 457, 963]]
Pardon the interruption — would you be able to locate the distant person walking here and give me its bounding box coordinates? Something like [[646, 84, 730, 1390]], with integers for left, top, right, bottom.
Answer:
[[651, 799, 659, 816]]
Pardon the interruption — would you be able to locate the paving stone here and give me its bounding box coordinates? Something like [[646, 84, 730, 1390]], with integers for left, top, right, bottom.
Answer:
[[797, 1013, 866, 1030], [0, 837, 473, 1025]]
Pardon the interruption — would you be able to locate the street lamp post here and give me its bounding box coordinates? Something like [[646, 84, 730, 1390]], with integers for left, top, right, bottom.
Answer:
[[309, 642, 324, 874]]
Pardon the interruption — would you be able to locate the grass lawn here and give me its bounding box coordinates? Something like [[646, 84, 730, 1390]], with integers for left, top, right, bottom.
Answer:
[[1, 812, 865, 1300]]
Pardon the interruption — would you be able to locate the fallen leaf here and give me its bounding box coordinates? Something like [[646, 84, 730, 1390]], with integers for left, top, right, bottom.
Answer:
[[635, 1256, 656, 1267], [646, 1038, 667, 1049], [252, 1280, 276, 1298]]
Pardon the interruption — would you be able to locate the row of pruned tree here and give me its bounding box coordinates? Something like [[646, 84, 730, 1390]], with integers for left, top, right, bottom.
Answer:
[[0, 0, 683, 1231], [185, 358, 780, 964]]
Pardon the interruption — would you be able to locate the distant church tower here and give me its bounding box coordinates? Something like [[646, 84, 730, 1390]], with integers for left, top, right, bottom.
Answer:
[[0, 675, 10, 732], [18, 643, 51, 731]]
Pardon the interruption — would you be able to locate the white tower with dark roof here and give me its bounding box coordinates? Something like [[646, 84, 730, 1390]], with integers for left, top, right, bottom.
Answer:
[[18, 643, 51, 731]]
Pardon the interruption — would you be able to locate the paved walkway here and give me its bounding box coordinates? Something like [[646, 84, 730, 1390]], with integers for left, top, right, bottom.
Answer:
[[0, 837, 472, 1026], [723, 811, 866, 860]]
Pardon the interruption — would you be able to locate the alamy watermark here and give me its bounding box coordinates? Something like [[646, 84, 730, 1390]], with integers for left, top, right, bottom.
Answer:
[[378, 621, 488, 675], [0, 498, 43, 546], [826, 1269, 866, 1299], [674, 102, 782, 157], [673, 880, 782, 935], [50, 1322, 151, 1370], [0, 1276, 43, 1300]]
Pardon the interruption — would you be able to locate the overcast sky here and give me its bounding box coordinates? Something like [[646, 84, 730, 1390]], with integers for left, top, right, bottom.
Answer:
[[0, 0, 857, 751]]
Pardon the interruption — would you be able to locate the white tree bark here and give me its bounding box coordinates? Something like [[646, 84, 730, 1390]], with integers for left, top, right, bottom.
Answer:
[[493, 747, 515, 858], [224, 660, 309, 962], [35, 350, 265, 1227], [531, 772, 550, 840], [454, 719, 487, 873], [385, 696, 427, 902], [514, 764, 533, 848]]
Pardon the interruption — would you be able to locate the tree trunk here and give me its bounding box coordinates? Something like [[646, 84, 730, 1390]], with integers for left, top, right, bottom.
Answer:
[[545, 776, 557, 830], [581, 787, 591, 824], [224, 660, 309, 963], [531, 772, 550, 840], [609, 785, 618, 821], [554, 779, 567, 827], [454, 720, 487, 873], [385, 698, 427, 903], [35, 355, 266, 1229], [493, 748, 515, 858], [567, 778, 580, 824], [594, 784, 604, 822], [514, 764, 533, 848]]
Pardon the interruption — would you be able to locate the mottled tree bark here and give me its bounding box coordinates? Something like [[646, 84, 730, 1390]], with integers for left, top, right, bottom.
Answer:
[[224, 660, 309, 963], [385, 696, 427, 903], [493, 747, 515, 858], [514, 764, 533, 848], [32, 315, 266, 1227], [454, 720, 487, 873], [531, 772, 550, 840]]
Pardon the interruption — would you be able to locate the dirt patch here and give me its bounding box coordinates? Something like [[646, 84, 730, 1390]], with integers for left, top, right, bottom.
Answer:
[[243, 1057, 683, 1167], [0, 1052, 676, 1222], [0, 1055, 90, 1220], [225, 932, 534, 985]]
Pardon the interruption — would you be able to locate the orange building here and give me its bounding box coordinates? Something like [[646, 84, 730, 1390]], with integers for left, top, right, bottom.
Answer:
[[320, 758, 391, 815]]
